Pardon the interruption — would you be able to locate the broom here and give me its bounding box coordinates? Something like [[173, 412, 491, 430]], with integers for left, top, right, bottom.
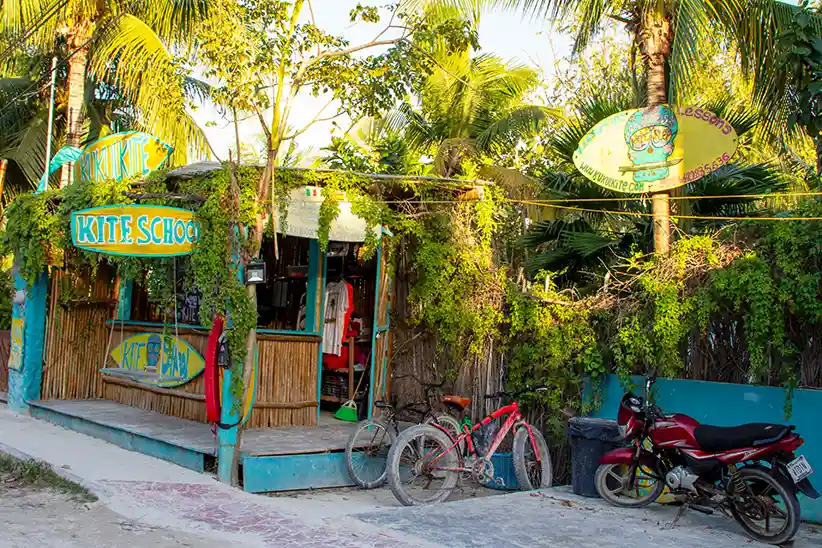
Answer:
[[334, 361, 367, 422]]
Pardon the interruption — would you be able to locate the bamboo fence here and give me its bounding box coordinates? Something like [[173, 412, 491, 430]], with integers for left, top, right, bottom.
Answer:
[[41, 269, 117, 400]]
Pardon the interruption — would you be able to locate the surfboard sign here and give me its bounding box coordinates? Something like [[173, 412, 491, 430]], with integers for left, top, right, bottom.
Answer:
[[71, 204, 200, 257], [107, 333, 205, 387], [573, 105, 738, 194], [77, 131, 172, 183]]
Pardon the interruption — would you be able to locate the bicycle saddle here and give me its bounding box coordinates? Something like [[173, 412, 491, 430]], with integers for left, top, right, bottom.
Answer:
[[441, 395, 471, 410]]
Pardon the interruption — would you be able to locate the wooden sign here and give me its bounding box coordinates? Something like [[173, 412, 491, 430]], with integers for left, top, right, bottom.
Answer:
[[107, 333, 205, 387], [77, 132, 172, 183], [71, 204, 199, 257], [8, 317, 23, 371], [573, 105, 738, 193]]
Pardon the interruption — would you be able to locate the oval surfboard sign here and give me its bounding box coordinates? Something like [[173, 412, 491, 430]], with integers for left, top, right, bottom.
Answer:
[[107, 333, 205, 387], [573, 105, 738, 194], [77, 131, 172, 183], [71, 204, 200, 257]]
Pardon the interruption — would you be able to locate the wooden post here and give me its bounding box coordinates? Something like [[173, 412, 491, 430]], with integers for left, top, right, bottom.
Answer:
[[217, 226, 244, 486], [348, 337, 354, 401]]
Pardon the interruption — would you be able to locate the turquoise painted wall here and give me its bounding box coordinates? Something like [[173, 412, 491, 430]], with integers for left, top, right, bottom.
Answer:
[[589, 374, 822, 522], [8, 270, 48, 413]]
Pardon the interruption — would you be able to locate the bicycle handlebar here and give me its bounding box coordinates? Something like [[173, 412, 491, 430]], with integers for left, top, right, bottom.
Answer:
[[392, 373, 447, 394], [484, 386, 547, 400]]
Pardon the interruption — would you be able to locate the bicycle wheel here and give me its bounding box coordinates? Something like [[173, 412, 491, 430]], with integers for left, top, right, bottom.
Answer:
[[346, 419, 396, 489], [424, 414, 465, 456], [513, 426, 553, 490], [387, 424, 460, 506]]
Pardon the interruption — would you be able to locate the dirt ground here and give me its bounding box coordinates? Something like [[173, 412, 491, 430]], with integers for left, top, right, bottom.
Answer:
[[0, 485, 226, 548], [0, 488, 227, 548]]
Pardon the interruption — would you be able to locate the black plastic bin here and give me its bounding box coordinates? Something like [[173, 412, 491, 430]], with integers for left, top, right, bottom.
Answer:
[[568, 417, 623, 497]]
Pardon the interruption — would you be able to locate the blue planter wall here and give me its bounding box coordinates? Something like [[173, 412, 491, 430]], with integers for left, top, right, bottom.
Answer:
[[588, 374, 822, 523]]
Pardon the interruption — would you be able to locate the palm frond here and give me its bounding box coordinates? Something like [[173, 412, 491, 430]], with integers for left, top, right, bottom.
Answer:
[[183, 76, 212, 104], [698, 93, 760, 137], [129, 0, 210, 47], [479, 165, 541, 194], [89, 13, 209, 163], [0, 0, 65, 50], [7, 107, 49, 185], [688, 161, 787, 218], [561, 229, 620, 257], [385, 101, 437, 152], [475, 105, 561, 152]]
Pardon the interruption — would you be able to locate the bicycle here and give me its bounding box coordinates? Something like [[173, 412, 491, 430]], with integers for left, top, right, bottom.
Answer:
[[385, 386, 553, 506], [345, 375, 470, 489]]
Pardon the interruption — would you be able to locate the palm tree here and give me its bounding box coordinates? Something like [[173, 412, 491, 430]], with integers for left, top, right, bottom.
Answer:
[[375, 2, 558, 179], [1, 1, 212, 183], [405, 0, 809, 252], [388, 48, 558, 179]]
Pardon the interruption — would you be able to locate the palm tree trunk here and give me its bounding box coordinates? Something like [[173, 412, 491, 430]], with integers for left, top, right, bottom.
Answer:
[[0, 159, 7, 223], [643, 10, 672, 253], [60, 25, 92, 188]]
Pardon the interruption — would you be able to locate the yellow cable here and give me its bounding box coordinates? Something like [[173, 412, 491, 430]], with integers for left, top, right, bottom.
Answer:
[[513, 199, 822, 222]]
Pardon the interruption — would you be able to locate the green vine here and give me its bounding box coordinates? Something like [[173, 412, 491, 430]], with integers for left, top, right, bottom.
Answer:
[[2, 166, 260, 412]]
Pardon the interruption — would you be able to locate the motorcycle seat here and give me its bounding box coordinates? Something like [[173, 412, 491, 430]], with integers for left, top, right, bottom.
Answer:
[[694, 423, 794, 453]]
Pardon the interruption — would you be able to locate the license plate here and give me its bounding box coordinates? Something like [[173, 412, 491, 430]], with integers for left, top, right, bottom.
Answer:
[[787, 455, 813, 483]]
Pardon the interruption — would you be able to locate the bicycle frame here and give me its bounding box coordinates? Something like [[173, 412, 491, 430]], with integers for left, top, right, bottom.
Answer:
[[428, 400, 542, 472]]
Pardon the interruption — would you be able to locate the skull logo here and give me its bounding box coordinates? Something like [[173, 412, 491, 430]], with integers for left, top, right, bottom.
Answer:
[[623, 106, 678, 183], [145, 333, 162, 373]]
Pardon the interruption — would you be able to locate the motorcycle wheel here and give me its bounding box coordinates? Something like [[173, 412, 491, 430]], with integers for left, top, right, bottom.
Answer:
[[729, 466, 800, 545], [595, 462, 665, 508]]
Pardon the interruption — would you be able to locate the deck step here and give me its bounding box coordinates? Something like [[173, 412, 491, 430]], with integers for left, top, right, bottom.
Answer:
[[25, 399, 367, 492], [29, 400, 211, 472]]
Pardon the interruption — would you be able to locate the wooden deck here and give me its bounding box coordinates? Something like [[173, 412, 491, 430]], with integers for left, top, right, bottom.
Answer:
[[29, 399, 364, 492], [29, 399, 358, 458]]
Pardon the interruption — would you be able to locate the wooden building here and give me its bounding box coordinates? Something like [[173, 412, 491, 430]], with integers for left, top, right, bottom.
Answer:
[[7, 159, 393, 493]]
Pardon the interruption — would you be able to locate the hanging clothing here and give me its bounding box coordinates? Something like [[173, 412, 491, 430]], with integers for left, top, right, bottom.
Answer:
[[297, 292, 307, 331], [323, 280, 353, 356]]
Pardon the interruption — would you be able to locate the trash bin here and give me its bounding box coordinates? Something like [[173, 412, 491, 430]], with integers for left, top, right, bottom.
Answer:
[[568, 417, 623, 497]]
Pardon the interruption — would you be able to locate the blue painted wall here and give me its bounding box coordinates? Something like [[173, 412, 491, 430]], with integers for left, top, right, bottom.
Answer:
[[589, 374, 822, 522], [8, 270, 48, 413]]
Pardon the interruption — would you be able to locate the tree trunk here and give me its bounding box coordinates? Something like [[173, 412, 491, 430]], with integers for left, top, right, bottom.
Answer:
[[61, 25, 92, 188], [221, 0, 302, 485], [815, 136, 822, 191], [0, 159, 7, 225], [643, 10, 673, 254]]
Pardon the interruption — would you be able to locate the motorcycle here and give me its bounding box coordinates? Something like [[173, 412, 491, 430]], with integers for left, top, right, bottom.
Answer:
[[596, 374, 818, 545]]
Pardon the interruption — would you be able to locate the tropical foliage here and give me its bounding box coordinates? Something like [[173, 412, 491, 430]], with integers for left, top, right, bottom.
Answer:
[[0, 0, 211, 180], [7, 0, 822, 450]]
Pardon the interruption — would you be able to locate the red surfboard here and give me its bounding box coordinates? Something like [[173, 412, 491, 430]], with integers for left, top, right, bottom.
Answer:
[[205, 315, 223, 423]]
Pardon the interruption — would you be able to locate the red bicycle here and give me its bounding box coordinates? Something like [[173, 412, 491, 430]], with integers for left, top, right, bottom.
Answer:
[[386, 386, 553, 506]]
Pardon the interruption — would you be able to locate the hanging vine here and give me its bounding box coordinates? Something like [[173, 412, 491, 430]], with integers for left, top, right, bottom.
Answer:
[[1, 166, 261, 409]]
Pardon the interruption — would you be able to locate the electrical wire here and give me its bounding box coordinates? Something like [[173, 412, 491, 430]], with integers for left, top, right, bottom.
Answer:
[[0, 0, 139, 121], [511, 191, 822, 204], [510, 199, 822, 222], [0, 0, 69, 62]]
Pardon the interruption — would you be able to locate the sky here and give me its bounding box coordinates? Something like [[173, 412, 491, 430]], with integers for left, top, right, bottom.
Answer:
[[191, 1, 571, 163]]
